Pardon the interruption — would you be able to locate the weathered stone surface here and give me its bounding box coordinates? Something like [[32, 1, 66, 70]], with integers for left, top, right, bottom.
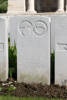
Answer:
[[9, 15, 22, 46], [55, 16, 67, 85], [27, 0, 36, 13], [8, 17, 17, 46], [10, 15, 50, 84], [0, 17, 8, 81]]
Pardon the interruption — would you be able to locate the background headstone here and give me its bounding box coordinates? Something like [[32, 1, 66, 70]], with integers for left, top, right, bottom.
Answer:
[[55, 16, 67, 85], [0, 17, 8, 81], [10, 15, 50, 84]]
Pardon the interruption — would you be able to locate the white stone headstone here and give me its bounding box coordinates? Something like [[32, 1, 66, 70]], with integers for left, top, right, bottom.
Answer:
[[10, 15, 50, 84], [0, 17, 8, 81], [9, 16, 17, 46], [55, 16, 67, 85]]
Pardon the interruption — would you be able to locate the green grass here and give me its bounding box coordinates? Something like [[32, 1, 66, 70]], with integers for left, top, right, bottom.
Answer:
[[0, 96, 64, 100]]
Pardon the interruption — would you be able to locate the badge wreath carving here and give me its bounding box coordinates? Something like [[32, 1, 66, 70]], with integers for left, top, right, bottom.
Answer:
[[19, 20, 48, 36]]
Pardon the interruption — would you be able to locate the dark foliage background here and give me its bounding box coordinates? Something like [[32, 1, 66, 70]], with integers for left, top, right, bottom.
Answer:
[[0, 0, 8, 13], [8, 38, 17, 80]]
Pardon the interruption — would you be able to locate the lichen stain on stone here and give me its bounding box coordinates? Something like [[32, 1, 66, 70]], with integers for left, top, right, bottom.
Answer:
[[0, 62, 8, 81], [18, 73, 49, 84], [0, 72, 6, 81]]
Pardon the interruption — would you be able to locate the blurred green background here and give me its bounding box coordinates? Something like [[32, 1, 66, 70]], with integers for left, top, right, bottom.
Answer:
[[0, 0, 8, 13]]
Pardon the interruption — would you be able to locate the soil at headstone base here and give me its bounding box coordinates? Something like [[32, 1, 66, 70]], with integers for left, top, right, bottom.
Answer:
[[0, 80, 67, 99]]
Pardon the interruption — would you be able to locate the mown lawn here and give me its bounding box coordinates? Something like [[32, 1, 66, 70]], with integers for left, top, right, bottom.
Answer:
[[0, 96, 64, 100]]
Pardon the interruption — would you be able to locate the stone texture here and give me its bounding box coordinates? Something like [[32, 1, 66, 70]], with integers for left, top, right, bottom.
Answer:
[[55, 15, 67, 85], [57, 0, 64, 12], [9, 16, 17, 46], [8, 0, 25, 13], [9, 15, 50, 84], [27, 0, 36, 13], [0, 17, 8, 81]]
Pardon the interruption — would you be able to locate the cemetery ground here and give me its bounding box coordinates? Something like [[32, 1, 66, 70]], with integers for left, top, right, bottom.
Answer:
[[0, 80, 67, 99]]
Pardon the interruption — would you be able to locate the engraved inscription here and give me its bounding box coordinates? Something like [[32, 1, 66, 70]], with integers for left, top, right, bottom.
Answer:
[[56, 43, 67, 51]]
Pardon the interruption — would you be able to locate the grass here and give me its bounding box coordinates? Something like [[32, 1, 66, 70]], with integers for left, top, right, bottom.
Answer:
[[0, 96, 64, 100]]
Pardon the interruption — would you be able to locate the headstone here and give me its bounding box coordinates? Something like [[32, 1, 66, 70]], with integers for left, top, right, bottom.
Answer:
[[0, 17, 8, 81], [8, 0, 25, 14], [9, 16, 17, 46], [9, 16, 50, 84], [55, 16, 67, 85]]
